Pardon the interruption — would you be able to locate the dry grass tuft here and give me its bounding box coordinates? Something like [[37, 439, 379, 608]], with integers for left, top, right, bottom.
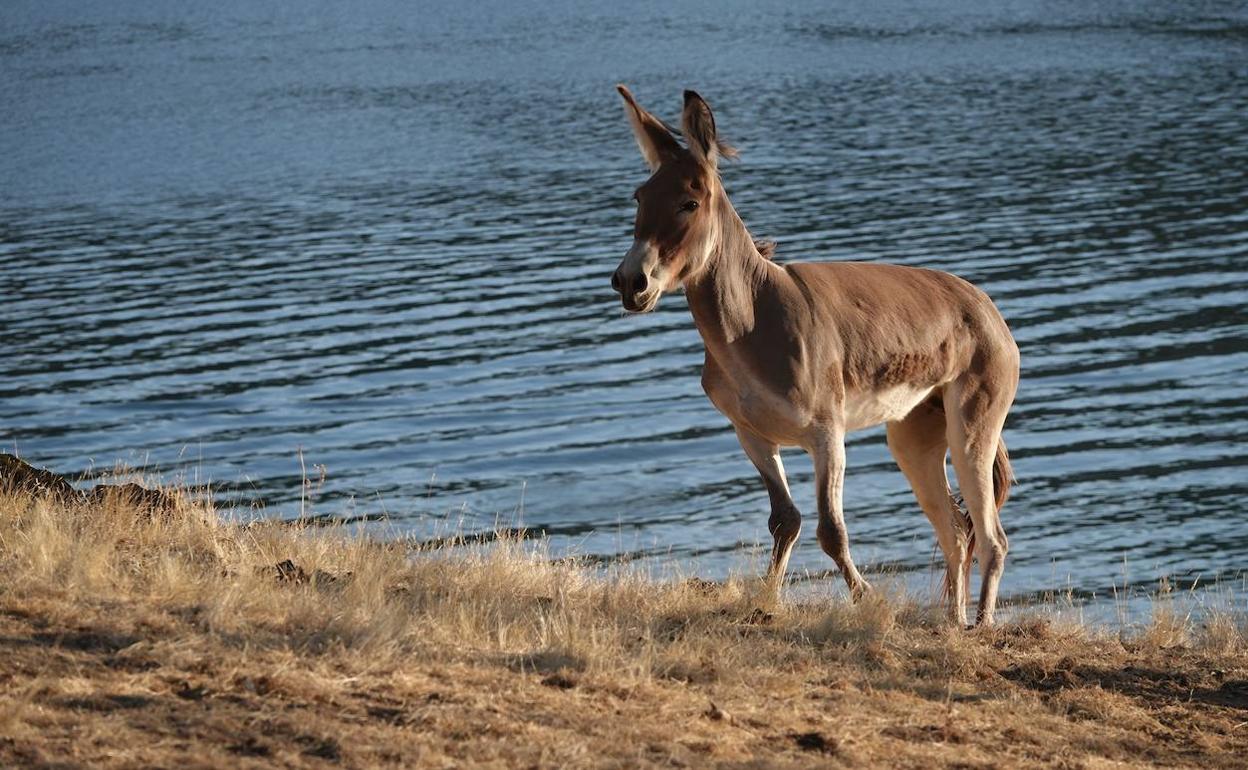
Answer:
[[1, 478, 1246, 768], [1200, 608, 1247, 656]]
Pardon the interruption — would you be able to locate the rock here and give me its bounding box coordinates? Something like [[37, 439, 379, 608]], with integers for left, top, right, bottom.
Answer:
[[791, 731, 838, 755], [744, 608, 775, 626], [85, 482, 180, 517], [273, 559, 309, 584], [704, 701, 733, 723], [267, 559, 346, 586], [540, 673, 577, 690], [0, 453, 82, 502], [174, 682, 208, 701], [1, 454, 193, 523], [683, 577, 721, 595]]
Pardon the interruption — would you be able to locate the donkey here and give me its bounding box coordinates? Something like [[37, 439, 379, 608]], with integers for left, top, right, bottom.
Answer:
[[610, 86, 1019, 626]]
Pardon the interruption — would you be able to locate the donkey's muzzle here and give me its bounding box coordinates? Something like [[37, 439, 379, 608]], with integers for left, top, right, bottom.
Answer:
[[613, 238, 660, 312], [611, 268, 649, 302]]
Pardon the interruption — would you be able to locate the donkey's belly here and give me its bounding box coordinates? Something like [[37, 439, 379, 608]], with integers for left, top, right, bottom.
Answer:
[[843, 384, 936, 432]]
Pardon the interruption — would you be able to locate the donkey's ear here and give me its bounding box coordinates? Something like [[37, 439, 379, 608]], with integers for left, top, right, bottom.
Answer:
[[682, 90, 738, 168], [617, 85, 681, 171]]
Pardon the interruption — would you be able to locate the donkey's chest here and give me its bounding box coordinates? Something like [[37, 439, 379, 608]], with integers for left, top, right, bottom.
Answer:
[[701, 356, 810, 444]]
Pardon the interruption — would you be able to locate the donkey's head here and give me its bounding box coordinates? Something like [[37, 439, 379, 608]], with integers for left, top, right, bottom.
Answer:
[[612, 86, 736, 313]]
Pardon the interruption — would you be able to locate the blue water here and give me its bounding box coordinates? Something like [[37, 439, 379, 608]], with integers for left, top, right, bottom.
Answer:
[[2, 0, 1246, 606]]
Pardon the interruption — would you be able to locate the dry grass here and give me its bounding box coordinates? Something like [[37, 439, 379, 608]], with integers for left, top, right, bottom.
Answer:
[[1, 480, 1246, 769]]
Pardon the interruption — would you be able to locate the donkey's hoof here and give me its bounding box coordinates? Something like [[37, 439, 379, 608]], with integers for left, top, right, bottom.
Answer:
[[849, 581, 874, 603]]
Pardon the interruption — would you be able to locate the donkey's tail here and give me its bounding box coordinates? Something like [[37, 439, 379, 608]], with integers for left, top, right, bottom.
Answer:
[[942, 438, 1014, 600], [991, 437, 1014, 515]]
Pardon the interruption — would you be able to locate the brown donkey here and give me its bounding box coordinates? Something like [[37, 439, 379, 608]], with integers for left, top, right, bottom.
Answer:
[[610, 86, 1019, 626]]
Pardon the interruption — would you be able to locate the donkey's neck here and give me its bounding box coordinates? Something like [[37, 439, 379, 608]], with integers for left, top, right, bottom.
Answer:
[[683, 195, 776, 352]]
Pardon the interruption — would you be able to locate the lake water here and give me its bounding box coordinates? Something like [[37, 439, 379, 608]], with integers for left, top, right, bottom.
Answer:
[[3, 0, 1246, 608]]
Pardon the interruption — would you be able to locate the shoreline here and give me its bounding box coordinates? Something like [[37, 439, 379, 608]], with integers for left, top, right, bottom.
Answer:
[[4, 452, 1238, 624]]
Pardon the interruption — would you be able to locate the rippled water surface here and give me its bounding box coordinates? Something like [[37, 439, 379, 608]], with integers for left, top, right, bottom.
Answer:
[[3, 0, 1246, 605]]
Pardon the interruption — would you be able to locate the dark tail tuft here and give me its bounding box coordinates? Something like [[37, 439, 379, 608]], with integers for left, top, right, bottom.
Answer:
[[941, 494, 972, 601], [941, 438, 1013, 600]]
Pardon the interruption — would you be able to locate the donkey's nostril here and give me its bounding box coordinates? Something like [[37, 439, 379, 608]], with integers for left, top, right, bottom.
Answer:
[[611, 270, 623, 293]]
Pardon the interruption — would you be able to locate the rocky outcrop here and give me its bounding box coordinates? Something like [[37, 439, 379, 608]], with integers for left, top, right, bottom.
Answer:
[[84, 482, 180, 517], [1, 453, 180, 516], [0, 453, 81, 502]]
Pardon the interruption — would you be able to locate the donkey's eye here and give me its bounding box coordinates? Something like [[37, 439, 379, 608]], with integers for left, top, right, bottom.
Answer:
[[679, 200, 699, 212]]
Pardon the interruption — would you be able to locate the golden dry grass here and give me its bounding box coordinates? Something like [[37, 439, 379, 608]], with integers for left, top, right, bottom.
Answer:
[[1, 479, 1246, 769]]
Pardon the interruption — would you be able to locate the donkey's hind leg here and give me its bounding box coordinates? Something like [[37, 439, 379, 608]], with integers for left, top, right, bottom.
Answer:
[[735, 427, 801, 591], [886, 398, 970, 626], [944, 376, 1012, 627]]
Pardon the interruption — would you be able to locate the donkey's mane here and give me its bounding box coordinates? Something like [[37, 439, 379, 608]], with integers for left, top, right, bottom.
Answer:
[[754, 240, 776, 260]]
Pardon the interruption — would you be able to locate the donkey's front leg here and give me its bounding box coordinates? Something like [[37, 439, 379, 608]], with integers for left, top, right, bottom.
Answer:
[[734, 428, 801, 591], [811, 428, 871, 600]]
